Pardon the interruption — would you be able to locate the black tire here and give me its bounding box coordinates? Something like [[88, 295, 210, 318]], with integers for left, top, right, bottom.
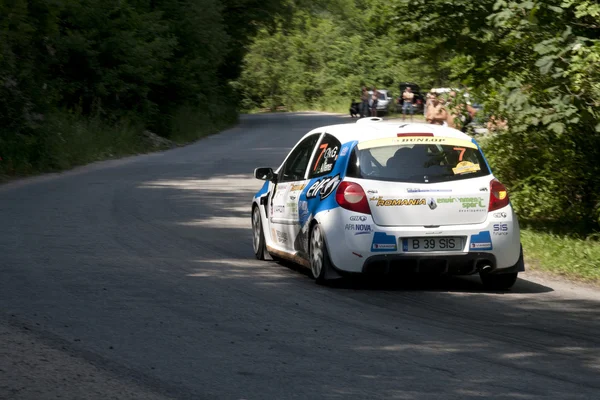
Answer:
[[480, 272, 518, 290], [252, 206, 266, 260], [309, 223, 332, 285], [480, 245, 523, 290]]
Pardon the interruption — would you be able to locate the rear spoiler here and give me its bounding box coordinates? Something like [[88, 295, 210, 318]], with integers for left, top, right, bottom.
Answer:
[[356, 117, 383, 124]]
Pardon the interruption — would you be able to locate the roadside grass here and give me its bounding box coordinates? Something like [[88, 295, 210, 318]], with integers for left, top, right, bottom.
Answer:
[[0, 106, 237, 183], [521, 228, 600, 284]]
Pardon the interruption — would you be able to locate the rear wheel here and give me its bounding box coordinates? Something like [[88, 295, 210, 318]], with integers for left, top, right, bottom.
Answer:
[[252, 206, 266, 260], [309, 224, 331, 284], [480, 246, 522, 290]]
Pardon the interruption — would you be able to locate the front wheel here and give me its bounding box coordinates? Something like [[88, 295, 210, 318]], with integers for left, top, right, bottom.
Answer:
[[252, 206, 266, 260]]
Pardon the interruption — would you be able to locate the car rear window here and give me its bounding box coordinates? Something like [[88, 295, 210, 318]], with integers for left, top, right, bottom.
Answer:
[[346, 136, 490, 183]]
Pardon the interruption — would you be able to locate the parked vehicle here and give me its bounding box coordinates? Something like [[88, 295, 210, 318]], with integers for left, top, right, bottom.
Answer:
[[251, 118, 524, 289], [367, 89, 393, 116]]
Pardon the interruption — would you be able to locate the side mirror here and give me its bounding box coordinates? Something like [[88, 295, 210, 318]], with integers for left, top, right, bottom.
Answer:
[[254, 167, 275, 181]]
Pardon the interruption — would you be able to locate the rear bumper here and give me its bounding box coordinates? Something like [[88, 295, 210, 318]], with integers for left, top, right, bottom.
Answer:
[[319, 205, 521, 275], [362, 252, 497, 276]]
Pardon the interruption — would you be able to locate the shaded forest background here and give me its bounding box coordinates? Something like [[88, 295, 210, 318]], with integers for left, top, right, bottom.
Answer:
[[0, 0, 287, 174], [1, 0, 599, 232]]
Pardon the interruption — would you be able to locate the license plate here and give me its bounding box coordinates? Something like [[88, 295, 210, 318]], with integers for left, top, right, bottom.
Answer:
[[401, 237, 463, 252]]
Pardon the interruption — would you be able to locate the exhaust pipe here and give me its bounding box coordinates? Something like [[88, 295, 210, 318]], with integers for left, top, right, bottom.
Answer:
[[480, 264, 493, 273], [476, 260, 494, 273]]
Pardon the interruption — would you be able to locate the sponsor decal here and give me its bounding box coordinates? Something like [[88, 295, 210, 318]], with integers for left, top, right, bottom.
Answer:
[[349, 215, 367, 222], [276, 230, 288, 244], [371, 197, 426, 207], [493, 223, 509, 236], [324, 146, 338, 159], [286, 202, 298, 213], [306, 174, 341, 200], [357, 137, 477, 151], [437, 196, 486, 211], [407, 188, 452, 193], [289, 195, 296, 200], [427, 197, 437, 210], [313, 145, 338, 174], [469, 231, 493, 251], [367, 189, 378, 194], [320, 163, 333, 173], [274, 205, 285, 213], [339, 146, 349, 157], [493, 212, 507, 218], [345, 224, 372, 235], [273, 188, 287, 201], [452, 161, 481, 175], [299, 201, 309, 222], [480, 187, 489, 192], [397, 137, 447, 144], [371, 232, 398, 252], [290, 183, 306, 191]]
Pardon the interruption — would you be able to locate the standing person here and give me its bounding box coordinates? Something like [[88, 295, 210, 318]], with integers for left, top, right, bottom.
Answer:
[[401, 87, 415, 121], [360, 86, 369, 118], [446, 90, 477, 131], [370, 86, 379, 117], [425, 89, 435, 117], [425, 93, 448, 125]]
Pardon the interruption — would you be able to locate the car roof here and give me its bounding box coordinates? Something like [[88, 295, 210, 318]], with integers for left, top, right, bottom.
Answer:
[[304, 120, 474, 145]]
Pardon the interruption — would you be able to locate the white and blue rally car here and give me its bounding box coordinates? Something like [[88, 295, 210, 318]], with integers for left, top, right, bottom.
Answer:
[[251, 118, 524, 289]]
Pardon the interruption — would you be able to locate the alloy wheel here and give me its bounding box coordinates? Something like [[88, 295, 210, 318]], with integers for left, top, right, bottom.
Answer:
[[310, 225, 324, 279]]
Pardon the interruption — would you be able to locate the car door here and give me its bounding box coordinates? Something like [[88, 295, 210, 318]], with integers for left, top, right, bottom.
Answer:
[[269, 134, 321, 251], [290, 133, 344, 257]]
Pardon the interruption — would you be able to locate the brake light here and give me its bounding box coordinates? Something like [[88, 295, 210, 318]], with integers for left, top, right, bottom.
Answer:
[[489, 179, 510, 212], [335, 181, 371, 214]]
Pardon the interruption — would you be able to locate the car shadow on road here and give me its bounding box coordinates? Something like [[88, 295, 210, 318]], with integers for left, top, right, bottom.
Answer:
[[274, 258, 553, 294]]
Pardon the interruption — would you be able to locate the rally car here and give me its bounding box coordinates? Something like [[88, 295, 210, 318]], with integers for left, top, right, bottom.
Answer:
[[251, 118, 524, 289]]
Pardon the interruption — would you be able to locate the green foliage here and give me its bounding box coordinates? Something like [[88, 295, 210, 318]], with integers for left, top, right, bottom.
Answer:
[[478, 1, 600, 229], [236, 0, 600, 234], [0, 0, 283, 176]]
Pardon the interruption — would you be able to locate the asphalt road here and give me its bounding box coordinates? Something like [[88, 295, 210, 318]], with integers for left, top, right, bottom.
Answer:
[[1, 112, 599, 400]]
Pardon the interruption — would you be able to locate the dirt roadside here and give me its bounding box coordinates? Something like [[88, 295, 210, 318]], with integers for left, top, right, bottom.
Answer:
[[0, 319, 172, 400]]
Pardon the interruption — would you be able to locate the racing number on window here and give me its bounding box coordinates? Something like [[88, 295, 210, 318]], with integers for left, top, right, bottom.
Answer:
[[453, 147, 466, 161], [314, 144, 328, 171]]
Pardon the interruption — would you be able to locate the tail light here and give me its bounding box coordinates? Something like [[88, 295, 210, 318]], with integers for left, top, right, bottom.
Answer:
[[335, 181, 371, 214], [489, 179, 510, 212]]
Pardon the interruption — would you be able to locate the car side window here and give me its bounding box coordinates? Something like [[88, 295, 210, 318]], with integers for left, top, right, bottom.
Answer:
[[309, 134, 342, 178], [279, 134, 320, 183]]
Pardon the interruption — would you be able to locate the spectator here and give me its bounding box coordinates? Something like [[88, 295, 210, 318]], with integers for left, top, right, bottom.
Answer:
[[446, 90, 477, 132], [360, 86, 369, 118], [487, 115, 508, 132], [370, 86, 379, 116], [349, 100, 360, 118], [425, 93, 448, 125], [425, 90, 435, 117], [402, 87, 415, 121]]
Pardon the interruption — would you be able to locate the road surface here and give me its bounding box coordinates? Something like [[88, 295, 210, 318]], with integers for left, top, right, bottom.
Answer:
[[1, 112, 599, 399]]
